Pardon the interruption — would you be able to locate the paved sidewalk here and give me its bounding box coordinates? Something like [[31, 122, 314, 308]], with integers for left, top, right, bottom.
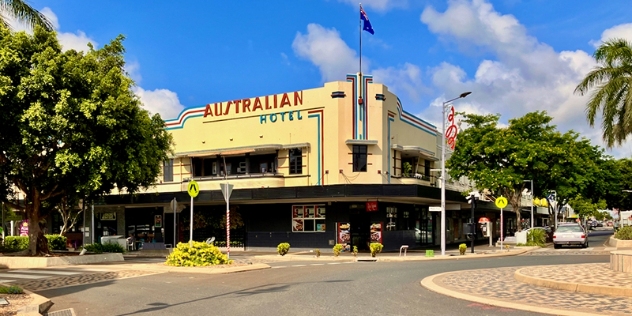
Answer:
[[422, 263, 632, 316]]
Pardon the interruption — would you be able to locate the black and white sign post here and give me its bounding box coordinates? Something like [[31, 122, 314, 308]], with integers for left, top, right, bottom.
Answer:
[[221, 183, 234, 259]]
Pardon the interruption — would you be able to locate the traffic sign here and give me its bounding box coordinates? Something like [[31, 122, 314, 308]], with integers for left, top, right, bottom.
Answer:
[[187, 180, 200, 198], [495, 196, 508, 209], [220, 183, 234, 203]]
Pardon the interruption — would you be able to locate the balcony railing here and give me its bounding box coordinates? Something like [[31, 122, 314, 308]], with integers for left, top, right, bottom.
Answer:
[[189, 172, 283, 181]]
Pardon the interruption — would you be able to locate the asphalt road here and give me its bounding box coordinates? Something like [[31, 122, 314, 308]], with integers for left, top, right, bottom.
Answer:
[[41, 252, 610, 316]]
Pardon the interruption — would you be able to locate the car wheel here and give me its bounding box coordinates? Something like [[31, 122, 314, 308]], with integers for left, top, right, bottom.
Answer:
[[554, 244, 561, 249], [584, 241, 589, 248]]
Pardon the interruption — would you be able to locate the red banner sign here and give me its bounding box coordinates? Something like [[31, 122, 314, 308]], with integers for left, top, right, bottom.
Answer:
[[366, 201, 378, 212], [446, 106, 458, 150]]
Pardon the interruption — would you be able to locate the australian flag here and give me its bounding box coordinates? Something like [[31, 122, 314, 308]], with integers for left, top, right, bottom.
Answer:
[[360, 6, 374, 35]]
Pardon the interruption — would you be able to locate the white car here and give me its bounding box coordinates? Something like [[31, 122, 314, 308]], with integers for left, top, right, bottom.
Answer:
[[553, 223, 588, 249]]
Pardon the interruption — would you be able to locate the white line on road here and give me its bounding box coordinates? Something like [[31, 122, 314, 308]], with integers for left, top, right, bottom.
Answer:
[[292, 265, 306, 267], [310, 264, 325, 266], [8, 270, 80, 275], [271, 266, 286, 269], [327, 263, 341, 265], [0, 273, 46, 279]]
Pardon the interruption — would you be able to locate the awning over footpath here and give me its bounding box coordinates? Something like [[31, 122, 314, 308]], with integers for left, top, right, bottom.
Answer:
[[173, 143, 310, 158]]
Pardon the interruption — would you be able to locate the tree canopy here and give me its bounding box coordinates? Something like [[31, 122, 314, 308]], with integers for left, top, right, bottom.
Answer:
[[0, 26, 173, 254], [575, 38, 632, 148], [447, 111, 605, 230], [0, 0, 53, 31]]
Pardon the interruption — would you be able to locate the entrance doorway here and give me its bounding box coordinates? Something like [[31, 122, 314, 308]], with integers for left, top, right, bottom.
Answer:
[[350, 213, 370, 250]]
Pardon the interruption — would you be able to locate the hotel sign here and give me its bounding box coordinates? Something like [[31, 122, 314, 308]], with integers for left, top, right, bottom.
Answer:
[[203, 91, 303, 118]]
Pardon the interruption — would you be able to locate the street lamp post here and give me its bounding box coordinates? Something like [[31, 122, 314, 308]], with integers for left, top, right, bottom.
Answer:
[[524, 180, 534, 229], [441, 91, 471, 256]]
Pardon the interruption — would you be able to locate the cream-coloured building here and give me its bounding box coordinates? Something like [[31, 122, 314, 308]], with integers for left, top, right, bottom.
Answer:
[[94, 73, 496, 251]]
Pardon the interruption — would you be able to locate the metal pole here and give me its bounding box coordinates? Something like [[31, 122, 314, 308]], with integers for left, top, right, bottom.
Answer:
[[440, 103, 446, 256], [1, 202, 4, 239], [530, 180, 534, 228], [470, 198, 475, 253], [189, 196, 194, 245], [91, 204, 94, 244], [500, 208, 504, 250], [173, 198, 176, 247]]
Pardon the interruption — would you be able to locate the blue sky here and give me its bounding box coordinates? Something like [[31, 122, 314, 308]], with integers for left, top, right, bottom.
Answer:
[[10, 0, 632, 157]]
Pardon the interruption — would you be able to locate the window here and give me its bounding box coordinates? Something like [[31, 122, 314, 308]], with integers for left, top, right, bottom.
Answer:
[[292, 205, 326, 232], [163, 159, 174, 182], [192, 158, 202, 177], [424, 159, 431, 177], [353, 145, 367, 172], [289, 148, 303, 174]]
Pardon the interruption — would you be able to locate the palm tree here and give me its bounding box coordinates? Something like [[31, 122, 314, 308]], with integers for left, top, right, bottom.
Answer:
[[574, 38, 632, 148], [1, 0, 53, 31]]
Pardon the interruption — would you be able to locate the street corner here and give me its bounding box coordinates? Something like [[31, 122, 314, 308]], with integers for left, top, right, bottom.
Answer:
[[16, 288, 53, 316]]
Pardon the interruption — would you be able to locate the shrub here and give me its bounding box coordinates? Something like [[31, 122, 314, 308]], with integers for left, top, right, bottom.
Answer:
[[615, 226, 632, 240], [459, 243, 467, 255], [166, 242, 231, 267], [0, 285, 23, 294], [1, 236, 29, 252], [314, 249, 321, 258], [102, 242, 125, 253], [369, 243, 383, 257], [332, 244, 343, 257], [526, 229, 546, 247], [277, 242, 290, 256], [46, 235, 68, 251], [353, 246, 358, 256], [82, 243, 104, 254]]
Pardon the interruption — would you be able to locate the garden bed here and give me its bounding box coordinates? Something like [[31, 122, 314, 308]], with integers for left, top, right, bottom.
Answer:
[[0, 294, 33, 316]]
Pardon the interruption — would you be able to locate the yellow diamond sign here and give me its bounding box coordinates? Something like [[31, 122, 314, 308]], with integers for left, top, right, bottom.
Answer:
[[495, 196, 508, 209], [187, 180, 200, 198]]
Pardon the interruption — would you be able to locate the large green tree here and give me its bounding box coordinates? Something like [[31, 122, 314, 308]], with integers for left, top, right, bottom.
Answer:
[[448, 111, 601, 231], [0, 26, 172, 255], [1, 0, 53, 31], [575, 38, 632, 147]]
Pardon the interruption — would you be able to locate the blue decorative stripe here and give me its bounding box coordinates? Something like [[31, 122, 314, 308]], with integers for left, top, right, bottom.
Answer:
[[308, 113, 322, 185], [396, 97, 437, 136]]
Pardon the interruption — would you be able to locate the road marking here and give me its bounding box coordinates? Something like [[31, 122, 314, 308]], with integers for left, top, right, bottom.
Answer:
[[343, 262, 354, 264], [292, 265, 306, 267], [8, 270, 80, 275], [0, 280, 15, 283], [271, 266, 286, 269], [0, 273, 46, 279], [311, 264, 325, 266], [327, 263, 341, 265]]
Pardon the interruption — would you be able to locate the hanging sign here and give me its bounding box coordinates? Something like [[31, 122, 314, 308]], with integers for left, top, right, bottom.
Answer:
[[366, 201, 378, 212], [445, 106, 458, 150]]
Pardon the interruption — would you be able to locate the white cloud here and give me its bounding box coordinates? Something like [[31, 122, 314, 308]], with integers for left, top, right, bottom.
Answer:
[[416, 0, 631, 158], [292, 23, 361, 81], [4, 6, 96, 52], [338, 0, 407, 12], [373, 63, 429, 102], [125, 61, 142, 84], [591, 23, 632, 47], [132, 87, 185, 120]]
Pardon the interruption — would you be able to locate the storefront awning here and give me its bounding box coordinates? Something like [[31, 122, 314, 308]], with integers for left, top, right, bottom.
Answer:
[[175, 143, 310, 158]]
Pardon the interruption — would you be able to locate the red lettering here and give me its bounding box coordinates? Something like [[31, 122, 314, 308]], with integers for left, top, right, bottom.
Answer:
[[280, 93, 291, 108], [294, 91, 303, 106], [265, 96, 271, 110], [233, 100, 241, 114], [204, 104, 213, 117], [253, 97, 263, 112], [274, 94, 278, 108], [242, 98, 251, 112], [214, 102, 223, 116], [223, 101, 232, 115]]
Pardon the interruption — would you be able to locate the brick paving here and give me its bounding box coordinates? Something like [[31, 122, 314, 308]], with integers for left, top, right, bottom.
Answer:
[[518, 263, 632, 290], [433, 267, 632, 315], [7, 270, 162, 291]]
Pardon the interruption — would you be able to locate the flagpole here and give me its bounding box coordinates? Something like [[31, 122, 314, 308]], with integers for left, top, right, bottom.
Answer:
[[359, 3, 362, 77]]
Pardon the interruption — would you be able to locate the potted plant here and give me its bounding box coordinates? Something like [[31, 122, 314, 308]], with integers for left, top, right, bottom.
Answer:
[[277, 242, 290, 256], [352, 246, 358, 257], [459, 243, 467, 255], [333, 244, 343, 257], [369, 243, 383, 257]]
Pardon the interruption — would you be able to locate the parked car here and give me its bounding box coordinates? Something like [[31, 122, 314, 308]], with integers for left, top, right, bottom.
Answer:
[[553, 223, 588, 249]]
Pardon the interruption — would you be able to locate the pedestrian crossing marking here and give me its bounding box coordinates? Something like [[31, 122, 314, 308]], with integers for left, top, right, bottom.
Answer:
[[8, 270, 81, 275], [0, 273, 46, 279]]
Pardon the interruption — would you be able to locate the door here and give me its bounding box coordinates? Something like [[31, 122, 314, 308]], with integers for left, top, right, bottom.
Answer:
[[350, 213, 370, 250]]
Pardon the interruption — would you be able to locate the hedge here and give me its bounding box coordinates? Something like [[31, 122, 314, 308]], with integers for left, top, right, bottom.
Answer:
[[1, 235, 68, 252]]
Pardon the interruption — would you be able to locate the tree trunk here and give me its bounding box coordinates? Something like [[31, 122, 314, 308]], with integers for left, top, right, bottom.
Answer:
[[26, 192, 50, 256]]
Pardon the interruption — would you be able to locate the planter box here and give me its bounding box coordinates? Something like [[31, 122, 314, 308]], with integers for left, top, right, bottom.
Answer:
[[0, 253, 123, 269], [610, 250, 632, 273], [608, 236, 632, 248]]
